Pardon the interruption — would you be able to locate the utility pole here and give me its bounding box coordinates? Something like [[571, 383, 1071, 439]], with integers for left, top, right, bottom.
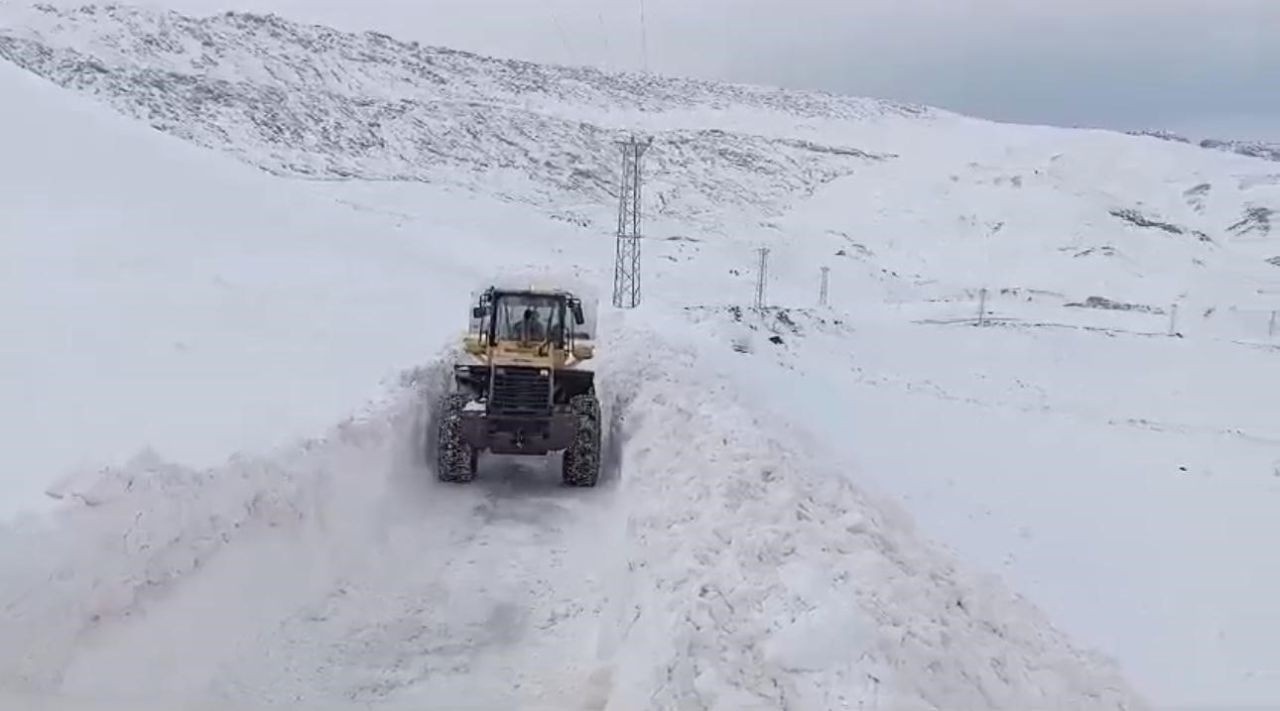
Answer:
[[613, 135, 652, 309], [754, 247, 770, 309], [819, 266, 830, 307]]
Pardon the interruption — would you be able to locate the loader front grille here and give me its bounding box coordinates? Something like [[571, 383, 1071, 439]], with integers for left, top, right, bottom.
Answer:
[[489, 367, 552, 416]]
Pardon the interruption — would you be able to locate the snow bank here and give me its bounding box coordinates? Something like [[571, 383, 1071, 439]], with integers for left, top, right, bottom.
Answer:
[[674, 302, 1280, 707], [0, 359, 430, 694], [597, 319, 1143, 710]]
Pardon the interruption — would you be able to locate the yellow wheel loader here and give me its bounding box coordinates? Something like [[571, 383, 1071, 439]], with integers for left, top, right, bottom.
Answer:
[[434, 285, 600, 486]]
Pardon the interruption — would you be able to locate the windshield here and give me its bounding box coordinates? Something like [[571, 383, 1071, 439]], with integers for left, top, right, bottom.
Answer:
[[494, 293, 562, 343]]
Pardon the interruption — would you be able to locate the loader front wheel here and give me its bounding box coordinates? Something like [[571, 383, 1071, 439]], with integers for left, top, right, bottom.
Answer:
[[562, 393, 601, 487], [436, 393, 477, 483]]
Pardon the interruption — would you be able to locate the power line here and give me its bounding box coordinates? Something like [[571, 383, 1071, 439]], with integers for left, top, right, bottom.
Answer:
[[638, 0, 649, 72], [598, 12, 612, 70], [547, 1, 576, 65]]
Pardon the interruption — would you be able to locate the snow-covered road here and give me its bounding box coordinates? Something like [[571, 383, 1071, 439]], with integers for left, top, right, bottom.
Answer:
[[0, 329, 1143, 710]]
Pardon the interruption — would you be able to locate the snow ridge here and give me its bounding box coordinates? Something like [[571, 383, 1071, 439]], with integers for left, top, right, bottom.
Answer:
[[0, 364, 426, 696], [0, 4, 927, 120]]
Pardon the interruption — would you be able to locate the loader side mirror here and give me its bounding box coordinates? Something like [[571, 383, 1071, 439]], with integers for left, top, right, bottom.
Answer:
[[571, 301, 584, 325], [472, 305, 487, 319]]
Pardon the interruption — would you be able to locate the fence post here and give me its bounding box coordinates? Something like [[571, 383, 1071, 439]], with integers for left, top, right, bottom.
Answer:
[[1168, 304, 1178, 336], [1270, 310, 1277, 339], [978, 288, 988, 326]]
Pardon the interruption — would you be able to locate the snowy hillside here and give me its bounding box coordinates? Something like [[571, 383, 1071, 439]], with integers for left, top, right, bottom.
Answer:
[[3, 2, 1280, 709], [0, 3, 906, 230], [2, 2, 1276, 292]]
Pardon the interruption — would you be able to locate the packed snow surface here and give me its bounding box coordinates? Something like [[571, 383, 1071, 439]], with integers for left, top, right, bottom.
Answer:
[[3, 4, 1280, 709]]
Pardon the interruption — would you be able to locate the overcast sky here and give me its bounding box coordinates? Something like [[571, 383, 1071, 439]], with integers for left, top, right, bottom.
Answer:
[[153, 0, 1280, 140]]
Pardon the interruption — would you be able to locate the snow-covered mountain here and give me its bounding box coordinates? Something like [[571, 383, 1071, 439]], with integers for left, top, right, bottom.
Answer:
[[0, 3, 908, 230], [2, 2, 1277, 297], [2, 3, 1280, 710]]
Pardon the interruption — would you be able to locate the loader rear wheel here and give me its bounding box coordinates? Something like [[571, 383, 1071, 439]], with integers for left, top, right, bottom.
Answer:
[[436, 393, 477, 483], [562, 393, 601, 487]]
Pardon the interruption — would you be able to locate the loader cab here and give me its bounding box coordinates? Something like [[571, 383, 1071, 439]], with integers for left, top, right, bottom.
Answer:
[[465, 287, 595, 366]]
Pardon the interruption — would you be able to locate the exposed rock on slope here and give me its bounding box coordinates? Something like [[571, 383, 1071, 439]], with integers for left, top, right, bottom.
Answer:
[[1228, 206, 1274, 238], [1129, 129, 1280, 164], [1201, 138, 1280, 164]]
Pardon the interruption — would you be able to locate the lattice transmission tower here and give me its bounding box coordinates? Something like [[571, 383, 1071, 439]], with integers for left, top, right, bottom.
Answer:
[[613, 135, 653, 309]]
